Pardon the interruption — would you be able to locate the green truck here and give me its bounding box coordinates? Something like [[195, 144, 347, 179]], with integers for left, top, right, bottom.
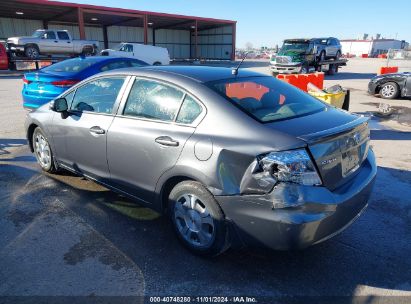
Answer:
[[270, 38, 347, 75]]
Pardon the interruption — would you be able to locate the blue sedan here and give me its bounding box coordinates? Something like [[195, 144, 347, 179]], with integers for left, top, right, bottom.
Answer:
[[22, 56, 148, 109]]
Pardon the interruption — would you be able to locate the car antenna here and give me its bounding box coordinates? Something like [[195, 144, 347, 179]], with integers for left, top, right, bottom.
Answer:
[[232, 52, 248, 76]]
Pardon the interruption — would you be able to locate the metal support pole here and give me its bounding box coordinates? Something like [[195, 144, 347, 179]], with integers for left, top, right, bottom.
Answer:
[[78, 7, 85, 39], [103, 25, 108, 49], [143, 15, 148, 45], [231, 23, 236, 61]]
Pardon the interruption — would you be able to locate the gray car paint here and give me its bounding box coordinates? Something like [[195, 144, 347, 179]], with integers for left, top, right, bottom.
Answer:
[[25, 66, 377, 250]]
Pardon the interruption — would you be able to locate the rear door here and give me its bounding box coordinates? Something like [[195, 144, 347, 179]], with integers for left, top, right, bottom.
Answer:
[[51, 76, 129, 181], [107, 77, 204, 203]]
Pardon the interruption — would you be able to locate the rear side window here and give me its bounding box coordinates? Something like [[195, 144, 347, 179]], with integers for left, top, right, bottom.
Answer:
[[176, 95, 202, 124], [70, 77, 125, 114], [123, 79, 184, 122], [57, 31, 70, 40], [100, 60, 130, 72], [43, 58, 98, 73], [208, 76, 325, 123]]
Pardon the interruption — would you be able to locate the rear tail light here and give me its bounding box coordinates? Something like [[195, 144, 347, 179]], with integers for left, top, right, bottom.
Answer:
[[22, 77, 31, 84], [51, 80, 79, 87]]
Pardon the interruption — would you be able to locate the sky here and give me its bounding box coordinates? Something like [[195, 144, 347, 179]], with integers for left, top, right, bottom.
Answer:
[[56, 0, 411, 48]]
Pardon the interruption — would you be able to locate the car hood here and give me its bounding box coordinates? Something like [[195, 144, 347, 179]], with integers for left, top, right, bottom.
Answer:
[[372, 72, 410, 81], [7, 36, 31, 43]]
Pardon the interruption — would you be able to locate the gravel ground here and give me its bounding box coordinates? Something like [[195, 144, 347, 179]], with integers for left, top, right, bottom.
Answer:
[[0, 58, 410, 303]]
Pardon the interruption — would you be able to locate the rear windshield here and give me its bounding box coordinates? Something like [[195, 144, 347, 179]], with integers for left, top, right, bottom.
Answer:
[[207, 76, 326, 123], [42, 58, 99, 73]]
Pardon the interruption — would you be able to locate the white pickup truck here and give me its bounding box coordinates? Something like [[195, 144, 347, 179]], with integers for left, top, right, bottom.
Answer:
[[6, 29, 99, 59]]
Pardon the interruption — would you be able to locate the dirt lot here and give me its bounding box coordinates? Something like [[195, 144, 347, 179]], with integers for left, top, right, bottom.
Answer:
[[0, 58, 411, 303]]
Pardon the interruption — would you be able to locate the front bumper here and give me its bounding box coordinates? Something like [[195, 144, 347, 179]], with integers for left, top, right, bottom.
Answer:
[[6, 43, 25, 53], [216, 149, 377, 250], [368, 81, 378, 95], [270, 63, 302, 74]]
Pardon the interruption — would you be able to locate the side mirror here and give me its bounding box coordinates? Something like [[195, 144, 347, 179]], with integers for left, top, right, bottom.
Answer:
[[52, 97, 68, 112]]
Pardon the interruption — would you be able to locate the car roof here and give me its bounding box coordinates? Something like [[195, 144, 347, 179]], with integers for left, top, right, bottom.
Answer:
[[99, 65, 265, 83]]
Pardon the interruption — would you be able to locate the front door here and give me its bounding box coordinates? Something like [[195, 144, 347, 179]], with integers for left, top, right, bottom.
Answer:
[[107, 78, 204, 204], [50, 76, 128, 181]]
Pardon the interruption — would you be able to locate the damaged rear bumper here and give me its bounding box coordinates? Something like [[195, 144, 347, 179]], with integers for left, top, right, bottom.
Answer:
[[216, 150, 377, 250]]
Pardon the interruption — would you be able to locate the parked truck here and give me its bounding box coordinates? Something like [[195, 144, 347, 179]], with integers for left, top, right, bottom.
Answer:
[[270, 38, 347, 75], [6, 29, 99, 59]]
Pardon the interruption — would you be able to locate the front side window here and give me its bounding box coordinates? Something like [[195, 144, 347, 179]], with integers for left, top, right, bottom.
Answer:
[[57, 31, 70, 40], [123, 79, 184, 122], [45, 31, 56, 40], [70, 77, 125, 114], [208, 76, 326, 123], [119, 44, 133, 53]]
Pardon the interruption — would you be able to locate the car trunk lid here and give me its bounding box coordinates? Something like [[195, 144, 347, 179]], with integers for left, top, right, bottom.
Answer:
[[24, 71, 78, 92], [265, 108, 370, 190]]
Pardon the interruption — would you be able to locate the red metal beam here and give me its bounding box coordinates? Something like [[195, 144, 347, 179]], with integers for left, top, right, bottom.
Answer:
[[78, 7, 85, 39], [14, 0, 236, 25], [231, 22, 236, 61], [82, 8, 143, 19]]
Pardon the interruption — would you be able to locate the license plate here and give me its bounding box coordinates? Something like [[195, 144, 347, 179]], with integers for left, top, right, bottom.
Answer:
[[342, 147, 360, 177]]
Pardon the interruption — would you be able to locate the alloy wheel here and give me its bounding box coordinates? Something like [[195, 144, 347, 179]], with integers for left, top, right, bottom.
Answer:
[[381, 84, 396, 98], [173, 193, 215, 248], [34, 133, 51, 169]]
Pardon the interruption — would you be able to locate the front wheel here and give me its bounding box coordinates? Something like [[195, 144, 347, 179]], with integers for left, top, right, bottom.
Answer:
[[33, 127, 58, 173], [169, 181, 229, 257], [380, 82, 399, 99], [25, 46, 39, 59]]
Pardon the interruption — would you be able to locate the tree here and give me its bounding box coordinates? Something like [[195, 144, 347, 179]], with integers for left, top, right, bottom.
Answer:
[[245, 42, 253, 51]]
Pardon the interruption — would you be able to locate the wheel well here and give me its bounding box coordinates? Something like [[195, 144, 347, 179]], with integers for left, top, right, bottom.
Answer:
[[82, 45, 94, 52], [160, 176, 195, 212], [25, 44, 39, 51], [153, 61, 162, 66], [27, 124, 38, 152]]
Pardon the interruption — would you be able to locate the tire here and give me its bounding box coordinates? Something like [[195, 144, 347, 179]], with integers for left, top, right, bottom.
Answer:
[[300, 64, 309, 74], [25, 45, 39, 59], [81, 46, 94, 57], [153, 62, 162, 66], [318, 51, 326, 62], [335, 50, 341, 60], [327, 64, 338, 75], [32, 127, 58, 173], [380, 82, 399, 99], [169, 181, 229, 257]]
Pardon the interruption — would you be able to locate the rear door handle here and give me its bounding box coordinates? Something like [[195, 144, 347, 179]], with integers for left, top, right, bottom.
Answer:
[[155, 136, 179, 147], [89, 126, 105, 135]]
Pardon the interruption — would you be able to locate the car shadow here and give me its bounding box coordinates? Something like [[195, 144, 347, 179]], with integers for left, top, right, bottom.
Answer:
[[325, 72, 377, 80], [1, 158, 411, 299]]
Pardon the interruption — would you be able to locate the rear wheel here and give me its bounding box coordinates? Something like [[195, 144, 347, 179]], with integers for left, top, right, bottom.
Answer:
[[380, 82, 399, 99], [169, 181, 229, 257], [33, 127, 58, 173]]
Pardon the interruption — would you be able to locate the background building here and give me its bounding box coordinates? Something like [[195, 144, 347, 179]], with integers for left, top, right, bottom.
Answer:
[[341, 37, 408, 57], [0, 0, 236, 60]]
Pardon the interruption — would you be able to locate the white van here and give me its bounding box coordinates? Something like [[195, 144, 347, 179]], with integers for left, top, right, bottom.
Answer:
[[101, 43, 170, 65]]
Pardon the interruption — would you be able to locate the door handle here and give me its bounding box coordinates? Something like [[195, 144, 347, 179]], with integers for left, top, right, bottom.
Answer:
[[89, 126, 105, 135], [155, 136, 179, 147]]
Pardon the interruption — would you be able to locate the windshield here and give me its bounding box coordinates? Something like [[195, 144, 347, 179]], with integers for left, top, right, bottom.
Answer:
[[32, 30, 45, 38], [42, 58, 99, 73], [208, 76, 326, 123], [279, 42, 309, 54]]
